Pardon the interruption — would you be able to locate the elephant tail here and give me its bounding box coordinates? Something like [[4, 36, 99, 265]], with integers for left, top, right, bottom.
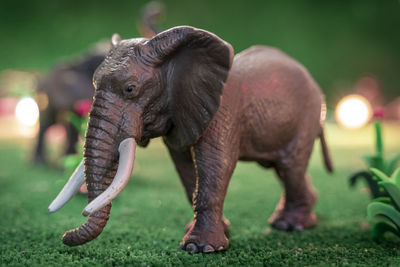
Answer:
[[319, 128, 334, 173]]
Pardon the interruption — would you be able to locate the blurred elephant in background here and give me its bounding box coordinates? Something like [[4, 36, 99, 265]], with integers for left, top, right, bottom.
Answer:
[[33, 49, 106, 164], [49, 26, 333, 253], [34, 1, 165, 164]]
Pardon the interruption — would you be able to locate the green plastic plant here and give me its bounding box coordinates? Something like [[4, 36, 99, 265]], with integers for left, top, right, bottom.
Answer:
[[349, 121, 400, 198], [61, 113, 88, 172], [69, 112, 89, 138], [367, 168, 400, 241]]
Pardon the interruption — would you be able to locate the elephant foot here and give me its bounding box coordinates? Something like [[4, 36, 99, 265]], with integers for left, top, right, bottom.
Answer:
[[180, 220, 229, 253], [268, 196, 317, 231], [268, 180, 318, 231], [268, 207, 317, 231], [185, 215, 230, 234]]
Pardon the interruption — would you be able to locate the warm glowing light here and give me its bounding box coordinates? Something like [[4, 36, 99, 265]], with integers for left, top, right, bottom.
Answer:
[[15, 97, 39, 126], [335, 95, 372, 129]]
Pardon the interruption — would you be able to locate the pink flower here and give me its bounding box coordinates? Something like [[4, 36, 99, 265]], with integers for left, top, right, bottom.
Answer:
[[372, 107, 386, 120], [73, 99, 92, 117]]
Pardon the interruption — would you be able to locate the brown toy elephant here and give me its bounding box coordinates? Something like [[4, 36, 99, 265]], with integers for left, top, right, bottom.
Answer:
[[49, 26, 333, 253]]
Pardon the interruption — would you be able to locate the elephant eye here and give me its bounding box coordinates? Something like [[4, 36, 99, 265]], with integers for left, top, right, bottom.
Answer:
[[126, 86, 135, 93], [124, 85, 138, 98]]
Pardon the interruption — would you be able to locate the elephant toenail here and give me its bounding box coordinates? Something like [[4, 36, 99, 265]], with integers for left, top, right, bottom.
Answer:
[[186, 243, 198, 253], [203, 245, 215, 253]]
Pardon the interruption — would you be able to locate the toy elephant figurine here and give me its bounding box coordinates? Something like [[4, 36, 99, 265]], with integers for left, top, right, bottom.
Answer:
[[49, 26, 333, 253]]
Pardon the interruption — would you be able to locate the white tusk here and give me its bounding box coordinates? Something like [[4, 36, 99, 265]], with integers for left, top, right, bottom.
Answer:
[[48, 160, 85, 213], [82, 138, 136, 216]]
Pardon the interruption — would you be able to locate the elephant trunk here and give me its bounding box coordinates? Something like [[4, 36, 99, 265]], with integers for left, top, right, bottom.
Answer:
[[61, 113, 136, 246], [62, 120, 117, 245], [61, 204, 112, 246]]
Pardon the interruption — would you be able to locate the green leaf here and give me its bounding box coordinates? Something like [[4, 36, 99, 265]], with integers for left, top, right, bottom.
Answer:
[[69, 113, 82, 133], [367, 202, 400, 231], [349, 170, 384, 198], [362, 155, 377, 168], [379, 181, 400, 210], [393, 168, 400, 188], [349, 171, 372, 186], [373, 197, 392, 204], [67, 112, 88, 138], [80, 117, 89, 137], [371, 221, 400, 241], [386, 155, 400, 177], [370, 168, 392, 183]]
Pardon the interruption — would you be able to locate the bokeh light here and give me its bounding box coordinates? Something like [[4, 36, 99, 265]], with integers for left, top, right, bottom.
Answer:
[[15, 97, 39, 126], [335, 94, 372, 129]]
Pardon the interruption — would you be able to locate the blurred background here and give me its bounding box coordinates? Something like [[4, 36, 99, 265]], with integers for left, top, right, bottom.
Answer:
[[0, 1, 399, 127], [0, 0, 399, 133], [1, 0, 400, 93]]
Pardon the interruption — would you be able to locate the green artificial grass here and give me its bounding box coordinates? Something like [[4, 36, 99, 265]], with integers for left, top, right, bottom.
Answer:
[[1, 125, 400, 266]]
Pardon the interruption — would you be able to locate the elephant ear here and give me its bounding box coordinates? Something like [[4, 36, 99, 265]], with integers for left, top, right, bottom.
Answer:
[[144, 26, 234, 149]]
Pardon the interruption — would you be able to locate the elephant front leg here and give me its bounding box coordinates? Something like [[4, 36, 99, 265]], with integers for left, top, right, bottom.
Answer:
[[180, 143, 238, 253], [33, 107, 56, 164], [167, 146, 231, 235], [65, 122, 79, 155]]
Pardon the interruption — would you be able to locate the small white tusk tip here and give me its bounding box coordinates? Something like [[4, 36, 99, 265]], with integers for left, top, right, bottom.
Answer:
[[82, 209, 90, 217], [48, 206, 58, 213]]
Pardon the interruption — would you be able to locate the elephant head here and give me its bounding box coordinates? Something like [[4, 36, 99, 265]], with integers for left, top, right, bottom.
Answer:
[[49, 26, 234, 246]]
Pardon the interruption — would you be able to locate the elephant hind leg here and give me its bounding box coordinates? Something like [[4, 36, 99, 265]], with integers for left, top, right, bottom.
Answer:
[[268, 142, 318, 231], [268, 172, 317, 231]]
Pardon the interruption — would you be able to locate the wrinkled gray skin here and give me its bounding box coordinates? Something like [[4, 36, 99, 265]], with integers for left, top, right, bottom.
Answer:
[[60, 26, 333, 253], [34, 51, 105, 164]]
